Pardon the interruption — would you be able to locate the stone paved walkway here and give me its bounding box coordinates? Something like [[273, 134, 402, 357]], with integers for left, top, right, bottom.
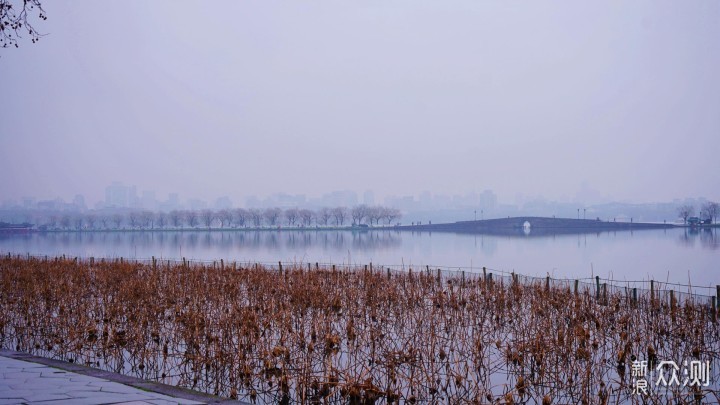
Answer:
[[0, 351, 246, 405]]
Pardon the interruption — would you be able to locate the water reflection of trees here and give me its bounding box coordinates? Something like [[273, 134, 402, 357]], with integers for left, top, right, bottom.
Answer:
[[0, 231, 401, 257], [234, 231, 402, 252], [21, 231, 402, 256], [699, 228, 719, 250], [678, 228, 718, 250]]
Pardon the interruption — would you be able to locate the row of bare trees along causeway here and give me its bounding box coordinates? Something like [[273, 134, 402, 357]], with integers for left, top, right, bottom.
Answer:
[[36, 206, 403, 231], [0, 255, 718, 404]]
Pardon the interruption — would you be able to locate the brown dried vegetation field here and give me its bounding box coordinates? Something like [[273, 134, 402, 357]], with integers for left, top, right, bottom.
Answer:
[[0, 256, 718, 404]]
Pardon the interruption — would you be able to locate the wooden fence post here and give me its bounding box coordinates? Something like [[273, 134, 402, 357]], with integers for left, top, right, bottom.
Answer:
[[602, 283, 607, 305], [651, 280, 655, 301], [670, 290, 676, 311]]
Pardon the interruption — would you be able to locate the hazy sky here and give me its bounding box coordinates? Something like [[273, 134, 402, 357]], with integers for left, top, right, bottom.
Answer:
[[2, 0, 719, 206]]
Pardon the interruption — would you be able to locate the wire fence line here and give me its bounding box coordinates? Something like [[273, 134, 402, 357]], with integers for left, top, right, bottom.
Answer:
[[4, 251, 719, 308]]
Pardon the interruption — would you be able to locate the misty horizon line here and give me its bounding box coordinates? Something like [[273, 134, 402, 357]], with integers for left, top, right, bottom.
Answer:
[[3, 189, 716, 212]]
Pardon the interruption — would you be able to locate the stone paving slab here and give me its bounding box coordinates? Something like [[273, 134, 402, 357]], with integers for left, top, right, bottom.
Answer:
[[0, 350, 248, 405]]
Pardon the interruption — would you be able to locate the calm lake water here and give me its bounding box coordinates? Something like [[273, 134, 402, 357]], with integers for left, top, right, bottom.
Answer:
[[1, 227, 717, 288]]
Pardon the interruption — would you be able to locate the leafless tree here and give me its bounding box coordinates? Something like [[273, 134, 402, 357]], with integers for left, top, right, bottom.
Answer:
[[249, 209, 263, 227], [284, 208, 299, 226], [140, 210, 154, 229], [332, 207, 348, 226], [318, 207, 332, 226], [185, 210, 199, 228], [169, 210, 183, 229], [263, 207, 282, 226], [85, 214, 97, 230], [59, 215, 71, 230], [155, 212, 168, 229], [200, 209, 215, 229], [99, 215, 110, 229], [73, 215, 83, 230], [383, 207, 401, 225], [0, 0, 47, 49], [217, 209, 233, 228], [698, 201, 717, 223], [233, 208, 248, 228], [677, 205, 695, 224], [128, 211, 141, 229], [112, 213, 123, 229], [299, 209, 314, 227], [365, 206, 384, 226], [351, 205, 368, 225], [47, 215, 58, 229]]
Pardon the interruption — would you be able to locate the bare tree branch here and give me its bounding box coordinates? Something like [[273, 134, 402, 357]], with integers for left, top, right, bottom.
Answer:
[[1, 0, 47, 49]]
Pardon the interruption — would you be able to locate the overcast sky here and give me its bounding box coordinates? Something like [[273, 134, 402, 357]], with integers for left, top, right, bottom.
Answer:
[[2, 0, 719, 206]]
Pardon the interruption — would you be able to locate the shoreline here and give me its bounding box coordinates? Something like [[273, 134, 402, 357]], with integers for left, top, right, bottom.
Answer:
[[8, 216, 717, 236]]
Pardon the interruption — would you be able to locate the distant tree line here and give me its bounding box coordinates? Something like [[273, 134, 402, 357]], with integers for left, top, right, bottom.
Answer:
[[39, 205, 402, 231], [677, 201, 718, 224]]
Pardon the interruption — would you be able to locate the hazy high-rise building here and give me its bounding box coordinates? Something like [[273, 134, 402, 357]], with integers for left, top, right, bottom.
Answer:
[[72, 194, 86, 211], [214, 196, 233, 209], [246, 195, 261, 208], [22, 197, 36, 209], [141, 190, 157, 210], [478, 190, 497, 211], [321, 190, 358, 207], [128, 186, 140, 208], [167, 193, 180, 209], [187, 199, 207, 210], [363, 190, 375, 206], [419, 191, 433, 209], [265, 193, 306, 208], [105, 182, 128, 208]]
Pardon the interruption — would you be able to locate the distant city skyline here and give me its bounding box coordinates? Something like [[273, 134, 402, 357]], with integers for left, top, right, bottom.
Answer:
[[2, 181, 715, 219]]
